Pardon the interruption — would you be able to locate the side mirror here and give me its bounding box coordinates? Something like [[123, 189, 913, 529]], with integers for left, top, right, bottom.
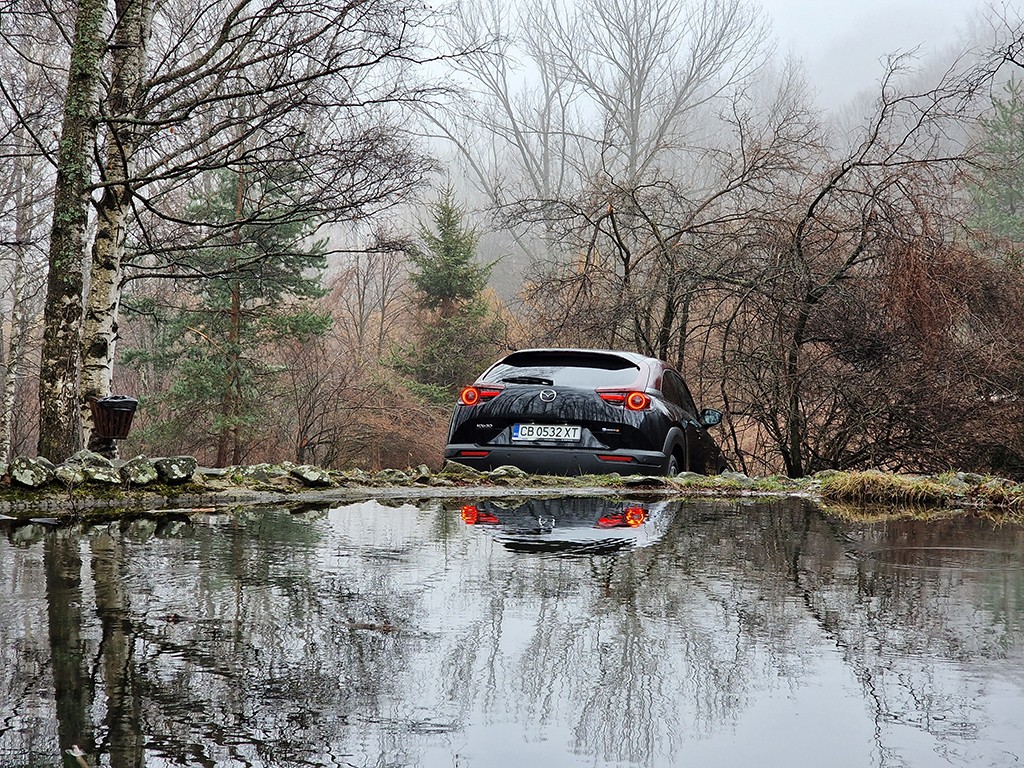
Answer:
[[700, 408, 723, 427]]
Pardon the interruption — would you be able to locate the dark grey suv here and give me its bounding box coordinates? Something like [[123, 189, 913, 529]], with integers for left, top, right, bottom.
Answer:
[[444, 348, 728, 475]]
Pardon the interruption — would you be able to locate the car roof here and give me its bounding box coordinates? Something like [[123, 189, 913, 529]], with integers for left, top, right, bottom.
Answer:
[[495, 348, 659, 366]]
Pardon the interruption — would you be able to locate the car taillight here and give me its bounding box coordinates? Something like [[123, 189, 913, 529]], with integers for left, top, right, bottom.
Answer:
[[461, 505, 499, 525], [596, 507, 647, 528], [459, 385, 503, 406], [626, 392, 649, 410], [624, 507, 646, 526], [598, 390, 650, 410]]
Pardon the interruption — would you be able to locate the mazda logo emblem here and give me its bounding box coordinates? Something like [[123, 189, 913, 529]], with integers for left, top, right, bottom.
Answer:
[[539, 389, 557, 402]]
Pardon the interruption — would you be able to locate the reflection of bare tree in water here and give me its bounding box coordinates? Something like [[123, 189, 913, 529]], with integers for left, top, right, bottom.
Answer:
[[788, 512, 1024, 766], [92, 532, 144, 768], [2, 500, 1022, 767], [116, 510, 416, 767], [448, 500, 820, 764]]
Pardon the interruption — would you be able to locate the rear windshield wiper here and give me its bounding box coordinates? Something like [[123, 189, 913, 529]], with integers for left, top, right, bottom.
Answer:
[[501, 375, 555, 385]]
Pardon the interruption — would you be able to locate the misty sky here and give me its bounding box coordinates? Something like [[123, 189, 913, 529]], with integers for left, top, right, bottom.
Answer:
[[760, 0, 990, 108]]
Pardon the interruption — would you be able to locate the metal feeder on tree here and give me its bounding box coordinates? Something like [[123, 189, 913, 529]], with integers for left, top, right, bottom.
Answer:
[[88, 395, 138, 439]]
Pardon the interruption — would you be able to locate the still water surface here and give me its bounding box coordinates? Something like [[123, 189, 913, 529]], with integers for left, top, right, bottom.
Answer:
[[1, 497, 1023, 768]]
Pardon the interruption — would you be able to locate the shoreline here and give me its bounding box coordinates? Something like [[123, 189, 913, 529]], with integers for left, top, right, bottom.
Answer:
[[2, 457, 1023, 524]]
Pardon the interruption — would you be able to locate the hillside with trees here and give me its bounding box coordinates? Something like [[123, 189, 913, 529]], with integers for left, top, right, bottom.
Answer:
[[2, 0, 1024, 477]]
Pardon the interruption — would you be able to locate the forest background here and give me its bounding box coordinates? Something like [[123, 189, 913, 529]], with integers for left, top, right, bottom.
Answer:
[[3, 0, 1024, 479]]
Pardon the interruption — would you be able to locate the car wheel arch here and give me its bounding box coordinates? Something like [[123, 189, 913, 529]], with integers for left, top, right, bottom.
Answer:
[[660, 427, 688, 474]]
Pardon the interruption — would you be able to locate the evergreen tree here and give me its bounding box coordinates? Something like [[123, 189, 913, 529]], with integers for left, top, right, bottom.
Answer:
[[970, 79, 1024, 265], [400, 187, 503, 398], [123, 169, 330, 465]]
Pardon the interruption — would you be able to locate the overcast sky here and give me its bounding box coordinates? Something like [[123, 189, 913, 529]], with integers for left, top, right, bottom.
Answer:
[[758, 0, 992, 108]]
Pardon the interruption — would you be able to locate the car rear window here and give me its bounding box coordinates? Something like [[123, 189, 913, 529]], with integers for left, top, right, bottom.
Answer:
[[485, 351, 641, 388]]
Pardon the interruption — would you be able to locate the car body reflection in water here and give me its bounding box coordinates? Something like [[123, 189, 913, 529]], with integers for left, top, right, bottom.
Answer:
[[459, 496, 675, 554]]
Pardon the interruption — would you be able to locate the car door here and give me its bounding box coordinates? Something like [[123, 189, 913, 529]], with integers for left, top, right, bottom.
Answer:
[[666, 371, 717, 474]]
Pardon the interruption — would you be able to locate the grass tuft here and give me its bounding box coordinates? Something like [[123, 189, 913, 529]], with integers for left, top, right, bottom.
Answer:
[[819, 471, 953, 506]]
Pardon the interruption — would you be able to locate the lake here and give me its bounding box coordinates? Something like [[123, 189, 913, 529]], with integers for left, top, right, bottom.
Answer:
[[1, 496, 1022, 767]]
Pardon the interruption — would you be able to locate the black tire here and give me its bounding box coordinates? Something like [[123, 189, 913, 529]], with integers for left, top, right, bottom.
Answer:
[[666, 451, 682, 476]]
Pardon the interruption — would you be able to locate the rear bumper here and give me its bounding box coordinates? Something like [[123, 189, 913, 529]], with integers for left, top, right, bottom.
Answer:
[[443, 444, 667, 475]]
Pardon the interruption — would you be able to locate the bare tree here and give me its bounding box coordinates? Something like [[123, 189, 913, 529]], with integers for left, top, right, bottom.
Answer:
[[0, 5, 55, 467], [2, 0, 441, 461], [32, 0, 106, 461], [431, 0, 769, 264], [717, 57, 991, 476]]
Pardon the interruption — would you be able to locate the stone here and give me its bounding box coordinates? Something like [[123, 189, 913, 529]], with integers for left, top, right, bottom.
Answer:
[[672, 471, 704, 482], [720, 470, 755, 486], [290, 464, 333, 487], [375, 468, 409, 484], [83, 465, 122, 484], [343, 469, 374, 484], [55, 465, 86, 487], [154, 456, 198, 484], [68, 449, 115, 469], [248, 463, 288, 478], [410, 464, 432, 484], [9, 457, 56, 489], [942, 476, 971, 492], [623, 475, 669, 487], [438, 460, 484, 478], [121, 456, 159, 486], [488, 465, 529, 479]]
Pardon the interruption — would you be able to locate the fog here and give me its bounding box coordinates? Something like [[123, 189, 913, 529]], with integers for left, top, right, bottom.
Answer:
[[759, 0, 989, 108]]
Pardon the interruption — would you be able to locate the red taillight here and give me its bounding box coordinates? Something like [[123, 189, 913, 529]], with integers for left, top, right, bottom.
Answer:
[[459, 384, 503, 406], [598, 390, 650, 410], [626, 392, 650, 410], [596, 507, 646, 529], [598, 455, 634, 462], [624, 507, 646, 526], [461, 505, 499, 525], [459, 450, 490, 457]]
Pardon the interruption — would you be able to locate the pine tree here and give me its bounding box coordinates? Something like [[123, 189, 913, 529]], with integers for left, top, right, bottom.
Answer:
[[970, 79, 1024, 265], [122, 169, 330, 465], [400, 187, 503, 398]]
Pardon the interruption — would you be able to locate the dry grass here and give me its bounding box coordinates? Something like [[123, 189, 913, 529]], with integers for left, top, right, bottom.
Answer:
[[819, 470, 1024, 511], [819, 471, 953, 505]]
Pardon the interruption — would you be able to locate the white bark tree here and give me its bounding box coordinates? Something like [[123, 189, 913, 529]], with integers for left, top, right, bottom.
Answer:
[[3, 0, 441, 461], [0, 15, 53, 467], [35, 0, 106, 462]]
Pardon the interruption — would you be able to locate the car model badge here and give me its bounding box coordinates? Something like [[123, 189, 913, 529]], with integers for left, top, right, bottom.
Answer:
[[539, 389, 557, 402]]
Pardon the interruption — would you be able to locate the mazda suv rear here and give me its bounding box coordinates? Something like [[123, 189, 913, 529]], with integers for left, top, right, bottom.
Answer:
[[444, 348, 727, 476]]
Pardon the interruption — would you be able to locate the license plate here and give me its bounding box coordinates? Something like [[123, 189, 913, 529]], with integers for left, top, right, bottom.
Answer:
[[512, 424, 581, 442]]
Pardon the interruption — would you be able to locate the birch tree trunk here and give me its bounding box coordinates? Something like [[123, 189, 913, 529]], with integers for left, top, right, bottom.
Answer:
[[1, 110, 40, 469], [1, 209, 33, 471], [37, 0, 107, 463], [81, 0, 154, 458]]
